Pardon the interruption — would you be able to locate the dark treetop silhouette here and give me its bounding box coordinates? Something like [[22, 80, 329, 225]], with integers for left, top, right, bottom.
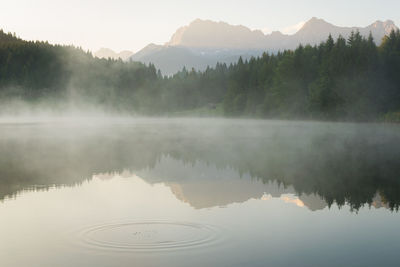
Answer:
[[1, 29, 400, 121]]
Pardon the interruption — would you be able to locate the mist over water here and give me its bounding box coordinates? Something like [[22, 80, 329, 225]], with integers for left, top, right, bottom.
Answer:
[[2, 3, 400, 266], [1, 117, 399, 207], [0, 118, 400, 266]]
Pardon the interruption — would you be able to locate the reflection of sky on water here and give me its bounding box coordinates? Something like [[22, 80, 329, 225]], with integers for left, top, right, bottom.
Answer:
[[0, 119, 400, 266], [1, 173, 399, 267]]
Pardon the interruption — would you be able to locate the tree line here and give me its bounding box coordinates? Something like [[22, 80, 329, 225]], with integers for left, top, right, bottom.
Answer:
[[0, 29, 400, 120]]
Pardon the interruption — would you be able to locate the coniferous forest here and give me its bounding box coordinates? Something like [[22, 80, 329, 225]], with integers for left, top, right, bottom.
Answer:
[[1, 29, 400, 121]]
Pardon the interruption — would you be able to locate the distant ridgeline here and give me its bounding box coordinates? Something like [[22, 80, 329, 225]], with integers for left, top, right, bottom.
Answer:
[[0, 29, 400, 120]]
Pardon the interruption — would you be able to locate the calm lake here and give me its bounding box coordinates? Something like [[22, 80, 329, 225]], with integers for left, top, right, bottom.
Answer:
[[1, 118, 400, 267]]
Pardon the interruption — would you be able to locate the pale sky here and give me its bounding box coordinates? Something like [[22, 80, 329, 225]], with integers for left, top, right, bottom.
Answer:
[[0, 0, 399, 53]]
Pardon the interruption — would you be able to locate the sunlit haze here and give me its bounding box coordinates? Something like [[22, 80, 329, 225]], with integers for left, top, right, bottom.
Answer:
[[1, 0, 399, 52], [1, 1, 400, 266]]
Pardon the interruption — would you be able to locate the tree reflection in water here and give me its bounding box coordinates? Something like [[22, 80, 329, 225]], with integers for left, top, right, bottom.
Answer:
[[1, 119, 399, 211]]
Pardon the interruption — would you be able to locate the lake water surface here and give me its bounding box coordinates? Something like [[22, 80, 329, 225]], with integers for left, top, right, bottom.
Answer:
[[1, 118, 400, 267]]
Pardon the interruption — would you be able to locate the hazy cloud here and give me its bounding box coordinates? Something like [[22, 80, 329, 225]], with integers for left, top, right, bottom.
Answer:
[[261, 27, 272, 34], [261, 21, 305, 35], [281, 21, 306, 34]]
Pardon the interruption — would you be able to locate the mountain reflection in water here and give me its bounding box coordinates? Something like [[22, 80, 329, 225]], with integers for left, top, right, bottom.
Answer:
[[1, 118, 399, 211]]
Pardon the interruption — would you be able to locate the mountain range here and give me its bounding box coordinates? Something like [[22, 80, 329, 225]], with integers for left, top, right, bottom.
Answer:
[[96, 17, 398, 75], [94, 47, 133, 60]]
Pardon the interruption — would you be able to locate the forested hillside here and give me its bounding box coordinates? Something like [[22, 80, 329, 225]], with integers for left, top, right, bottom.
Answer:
[[0, 29, 400, 120], [0, 30, 161, 113]]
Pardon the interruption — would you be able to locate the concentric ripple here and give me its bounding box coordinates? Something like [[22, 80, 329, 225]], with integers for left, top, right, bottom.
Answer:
[[76, 221, 221, 252]]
